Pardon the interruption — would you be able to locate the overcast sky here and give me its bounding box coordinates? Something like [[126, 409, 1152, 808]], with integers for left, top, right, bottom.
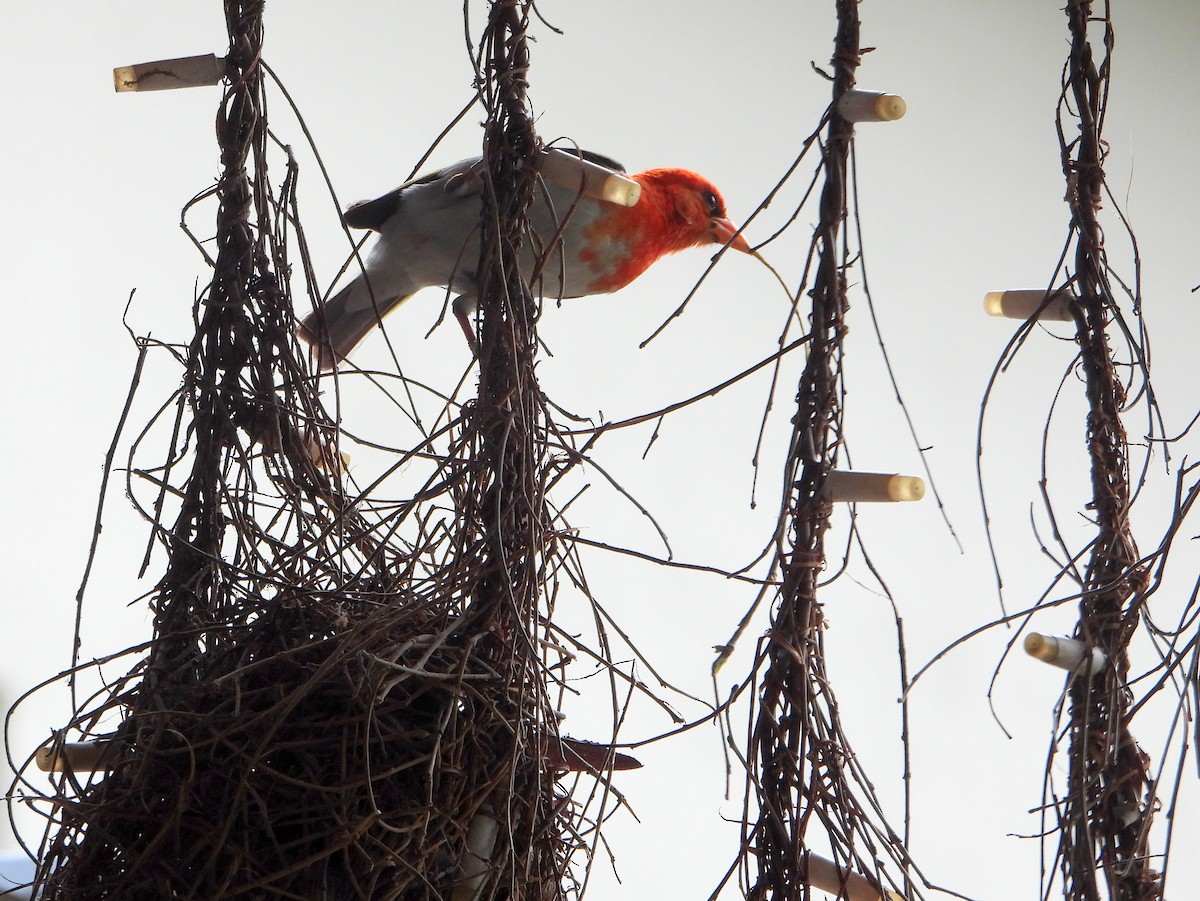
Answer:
[[3, 3, 1200, 899]]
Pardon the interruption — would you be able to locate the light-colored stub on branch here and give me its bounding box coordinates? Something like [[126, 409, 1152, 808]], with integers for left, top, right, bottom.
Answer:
[[36, 741, 115, 773], [450, 808, 500, 901], [539, 148, 642, 208], [824, 471, 925, 503], [303, 435, 351, 473], [836, 91, 907, 123], [1024, 633, 1107, 675], [805, 853, 904, 901], [983, 290, 1074, 322], [113, 53, 226, 92]]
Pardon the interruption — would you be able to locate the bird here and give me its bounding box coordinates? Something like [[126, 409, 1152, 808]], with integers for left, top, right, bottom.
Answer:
[[298, 148, 751, 369]]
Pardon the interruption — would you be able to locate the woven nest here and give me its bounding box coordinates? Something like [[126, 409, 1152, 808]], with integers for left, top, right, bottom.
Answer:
[[37, 588, 572, 900]]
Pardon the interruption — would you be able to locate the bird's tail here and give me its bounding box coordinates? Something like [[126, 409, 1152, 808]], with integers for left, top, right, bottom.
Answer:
[[297, 279, 413, 371]]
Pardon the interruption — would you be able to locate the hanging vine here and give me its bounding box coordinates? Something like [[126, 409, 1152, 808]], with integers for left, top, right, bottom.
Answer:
[[719, 3, 925, 900], [1053, 3, 1158, 899]]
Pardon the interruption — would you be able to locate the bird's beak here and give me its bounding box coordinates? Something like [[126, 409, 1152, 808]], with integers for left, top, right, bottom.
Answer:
[[711, 216, 752, 253]]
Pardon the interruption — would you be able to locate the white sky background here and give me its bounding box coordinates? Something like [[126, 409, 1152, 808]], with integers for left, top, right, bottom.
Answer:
[[3, 2, 1200, 899]]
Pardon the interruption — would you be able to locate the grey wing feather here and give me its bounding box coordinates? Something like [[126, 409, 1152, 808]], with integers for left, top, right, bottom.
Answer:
[[577, 149, 625, 173], [341, 157, 486, 231], [343, 190, 403, 231]]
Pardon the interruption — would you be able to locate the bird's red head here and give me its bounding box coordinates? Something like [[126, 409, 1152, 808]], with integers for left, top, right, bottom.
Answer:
[[634, 168, 751, 256], [577, 166, 749, 294]]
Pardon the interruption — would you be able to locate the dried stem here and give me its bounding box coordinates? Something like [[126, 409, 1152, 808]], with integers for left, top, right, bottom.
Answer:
[[1057, 4, 1158, 900]]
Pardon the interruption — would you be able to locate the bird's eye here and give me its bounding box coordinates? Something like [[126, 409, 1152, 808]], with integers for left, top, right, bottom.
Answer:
[[702, 190, 722, 216]]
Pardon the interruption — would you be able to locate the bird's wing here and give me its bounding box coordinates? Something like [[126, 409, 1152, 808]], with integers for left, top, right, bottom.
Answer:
[[342, 189, 402, 231], [342, 150, 627, 232], [342, 156, 487, 232], [572, 149, 626, 173]]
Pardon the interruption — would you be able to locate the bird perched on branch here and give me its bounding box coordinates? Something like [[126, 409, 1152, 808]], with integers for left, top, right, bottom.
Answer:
[[298, 148, 750, 369]]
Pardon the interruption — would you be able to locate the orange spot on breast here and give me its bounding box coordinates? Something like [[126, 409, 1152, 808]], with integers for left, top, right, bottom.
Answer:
[[579, 206, 657, 294]]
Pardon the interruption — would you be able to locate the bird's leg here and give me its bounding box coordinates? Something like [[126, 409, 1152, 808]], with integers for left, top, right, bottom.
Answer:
[[452, 294, 479, 356]]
